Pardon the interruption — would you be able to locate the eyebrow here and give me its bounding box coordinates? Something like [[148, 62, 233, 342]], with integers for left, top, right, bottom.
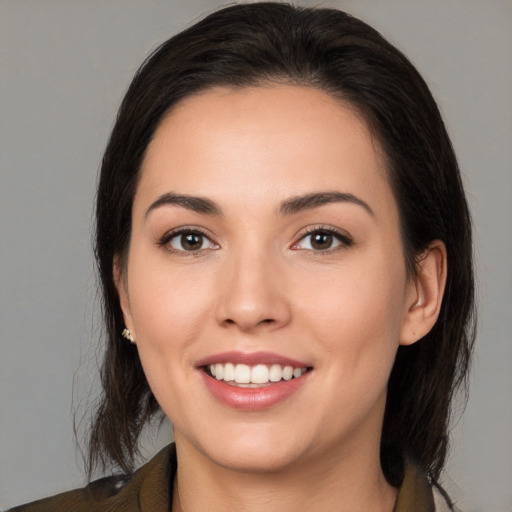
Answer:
[[145, 192, 223, 218], [145, 190, 374, 219], [279, 192, 375, 217]]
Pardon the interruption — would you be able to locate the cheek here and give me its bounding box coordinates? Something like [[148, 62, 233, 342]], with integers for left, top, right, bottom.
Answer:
[[126, 253, 214, 362], [125, 257, 217, 422], [293, 252, 407, 373]]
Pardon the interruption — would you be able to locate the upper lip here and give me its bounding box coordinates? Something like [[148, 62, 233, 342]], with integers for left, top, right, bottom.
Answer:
[[196, 351, 311, 368]]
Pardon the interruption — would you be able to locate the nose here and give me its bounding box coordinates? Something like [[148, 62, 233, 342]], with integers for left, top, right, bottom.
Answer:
[[215, 247, 292, 333]]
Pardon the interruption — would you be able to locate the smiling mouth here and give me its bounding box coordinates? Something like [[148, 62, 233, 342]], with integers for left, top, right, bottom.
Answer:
[[204, 363, 311, 388]]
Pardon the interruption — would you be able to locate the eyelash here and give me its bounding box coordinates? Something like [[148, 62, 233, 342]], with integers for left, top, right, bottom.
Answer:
[[292, 226, 353, 253], [157, 225, 353, 256], [158, 227, 218, 255]]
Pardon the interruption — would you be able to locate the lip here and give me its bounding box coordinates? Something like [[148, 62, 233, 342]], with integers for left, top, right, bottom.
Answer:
[[199, 370, 311, 411], [196, 351, 313, 411], [196, 350, 310, 368]]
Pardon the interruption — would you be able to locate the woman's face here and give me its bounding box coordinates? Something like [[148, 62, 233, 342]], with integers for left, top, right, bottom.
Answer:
[[119, 85, 420, 473]]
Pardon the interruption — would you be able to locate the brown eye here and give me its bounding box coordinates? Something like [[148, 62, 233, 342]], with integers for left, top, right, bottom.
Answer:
[[294, 228, 351, 252], [310, 232, 333, 250], [181, 233, 203, 251], [167, 230, 215, 252]]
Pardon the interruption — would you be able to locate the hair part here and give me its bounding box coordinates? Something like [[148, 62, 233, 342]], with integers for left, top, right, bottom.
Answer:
[[90, 2, 475, 485]]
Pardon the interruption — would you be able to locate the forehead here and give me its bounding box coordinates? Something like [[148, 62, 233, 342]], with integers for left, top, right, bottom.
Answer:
[[137, 85, 394, 216]]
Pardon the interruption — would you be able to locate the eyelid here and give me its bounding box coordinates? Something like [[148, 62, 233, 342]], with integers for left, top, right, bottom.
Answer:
[[158, 226, 219, 254], [291, 225, 353, 252]]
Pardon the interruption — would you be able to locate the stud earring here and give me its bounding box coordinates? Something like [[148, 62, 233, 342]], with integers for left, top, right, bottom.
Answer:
[[122, 328, 136, 344]]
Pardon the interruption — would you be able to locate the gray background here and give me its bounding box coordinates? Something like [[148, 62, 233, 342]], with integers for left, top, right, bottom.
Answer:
[[1, 1, 511, 510]]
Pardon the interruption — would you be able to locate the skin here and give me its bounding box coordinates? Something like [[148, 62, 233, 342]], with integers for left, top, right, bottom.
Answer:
[[117, 85, 447, 512]]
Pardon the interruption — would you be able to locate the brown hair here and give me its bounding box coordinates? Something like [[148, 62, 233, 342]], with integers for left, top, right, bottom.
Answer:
[[90, 2, 475, 486]]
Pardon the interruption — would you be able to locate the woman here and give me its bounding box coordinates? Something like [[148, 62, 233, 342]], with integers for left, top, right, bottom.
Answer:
[[10, 2, 474, 511]]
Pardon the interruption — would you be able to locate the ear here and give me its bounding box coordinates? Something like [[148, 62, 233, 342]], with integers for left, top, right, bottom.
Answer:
[[114, 256, 135, 334], [400, 240, 447, 346]]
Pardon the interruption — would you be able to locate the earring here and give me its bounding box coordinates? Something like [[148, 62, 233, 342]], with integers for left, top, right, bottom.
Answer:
[[122, 328, 136, 344]]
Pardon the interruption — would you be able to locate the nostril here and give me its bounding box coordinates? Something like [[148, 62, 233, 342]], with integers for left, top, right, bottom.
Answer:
[[222, 318, 275, 327]]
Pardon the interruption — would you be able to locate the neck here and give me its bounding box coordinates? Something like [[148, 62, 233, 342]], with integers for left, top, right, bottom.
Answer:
[[172, 436, 397, 512]]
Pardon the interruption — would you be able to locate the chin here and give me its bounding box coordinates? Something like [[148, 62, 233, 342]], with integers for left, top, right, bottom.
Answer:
[[177, 420, 315, 474], [209, 440, 308, 474]]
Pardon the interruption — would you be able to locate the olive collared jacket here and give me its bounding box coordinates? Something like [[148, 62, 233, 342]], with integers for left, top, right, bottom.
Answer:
[[8, 444, 455, 512]]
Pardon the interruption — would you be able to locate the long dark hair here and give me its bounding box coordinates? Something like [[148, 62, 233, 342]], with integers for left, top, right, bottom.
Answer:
[[90, 2, 475, 486]]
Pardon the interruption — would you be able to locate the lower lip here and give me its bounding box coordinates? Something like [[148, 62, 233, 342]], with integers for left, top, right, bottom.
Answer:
[[200, 371, 310, 411]]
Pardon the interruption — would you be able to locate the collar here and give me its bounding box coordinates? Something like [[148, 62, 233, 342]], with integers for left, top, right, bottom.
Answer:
[[91, 444, 437, 512]]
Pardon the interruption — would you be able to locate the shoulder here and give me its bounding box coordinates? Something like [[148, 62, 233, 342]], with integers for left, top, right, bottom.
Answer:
[[7, 444, 176, 512], [6, 475, 130, 512], [395, 456, 458, 512]]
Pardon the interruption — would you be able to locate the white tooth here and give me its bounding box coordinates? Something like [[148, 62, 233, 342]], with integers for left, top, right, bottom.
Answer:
[[214, 363, 224, 380], [210, 364, 216, 377], [293, 367, 303, 378], [234, 364, 251, 384], [251, 364, 269, 384], [269, 364, 283, 382], [223, 363, 235, 381], [282, 366, 293, 381]]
